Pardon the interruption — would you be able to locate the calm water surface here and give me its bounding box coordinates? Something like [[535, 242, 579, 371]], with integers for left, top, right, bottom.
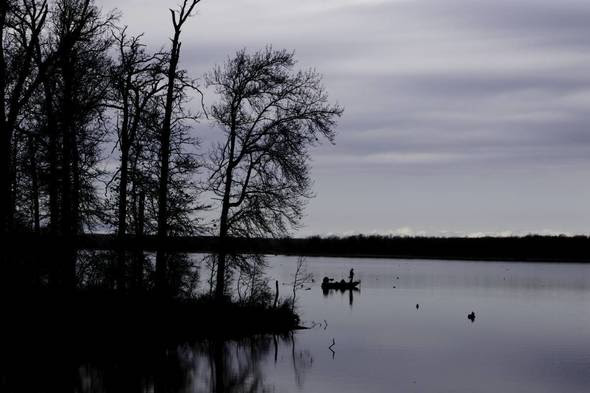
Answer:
[[11, 256, 590, 392], [259, 256, 590, 393]]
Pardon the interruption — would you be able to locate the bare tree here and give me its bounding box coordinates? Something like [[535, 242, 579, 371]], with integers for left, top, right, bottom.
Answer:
[[0, 0, 48, 232], [12, 131, 42, 233], [234, 254, 269, 304], [49, 0, 115, 236], [290, 256, 312, 311], [31, 3, 59, 233], [108, 27, 165, 238], [206, 47, 343, 300], [155, 0, 202, 290], [103, 27, 168, 289]]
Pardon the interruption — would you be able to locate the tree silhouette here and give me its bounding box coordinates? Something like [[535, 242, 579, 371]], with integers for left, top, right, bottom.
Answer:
[[109, 27, 165, 239], [206, 47, 343, 299], [155, 0, 202, 291], [0, 0, 48, 232], [44, 0, 115, 286]]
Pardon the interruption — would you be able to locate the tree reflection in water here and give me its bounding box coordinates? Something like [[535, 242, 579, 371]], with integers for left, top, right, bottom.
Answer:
[[1, 250, 310, 392], [2, 333, 313, 393]]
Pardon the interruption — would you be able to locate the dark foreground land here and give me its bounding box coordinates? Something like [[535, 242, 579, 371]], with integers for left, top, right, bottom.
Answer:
[[1, 244, 301, 344], [1, 289, 296, 393], [4, 291, 298, 342], [12, 233, 589, 262], [1, 244, 300, 392]]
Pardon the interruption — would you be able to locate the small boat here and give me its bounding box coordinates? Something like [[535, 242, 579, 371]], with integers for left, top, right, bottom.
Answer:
[[321, 279, 361, 290]]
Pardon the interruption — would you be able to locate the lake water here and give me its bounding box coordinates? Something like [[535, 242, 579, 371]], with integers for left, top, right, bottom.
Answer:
[[242, 256, 590, 393], [7, 255, 590, 392]]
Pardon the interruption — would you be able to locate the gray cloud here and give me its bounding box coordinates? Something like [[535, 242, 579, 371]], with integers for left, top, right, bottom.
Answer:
[[104, 0, 590, 236]]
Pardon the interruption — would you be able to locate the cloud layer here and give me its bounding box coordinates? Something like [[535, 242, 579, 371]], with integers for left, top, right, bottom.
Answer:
[[103, 0, 590, 236]]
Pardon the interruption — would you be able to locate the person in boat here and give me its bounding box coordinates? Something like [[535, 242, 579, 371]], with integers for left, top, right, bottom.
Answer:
[[349, 268, 354, 283]]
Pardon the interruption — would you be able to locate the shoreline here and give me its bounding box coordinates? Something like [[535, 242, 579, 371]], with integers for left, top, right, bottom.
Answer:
[[266, 252, 590, 263], [3, 291, 301, 340], [6, 233, 590, 263]]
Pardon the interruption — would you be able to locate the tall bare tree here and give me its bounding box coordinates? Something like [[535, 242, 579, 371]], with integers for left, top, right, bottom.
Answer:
[[109, 27, 165, 239], [155, 0, 202, 290], [0, 0, 48, 232], [49, 0, 114, 236], [206, 47, 343, 300]]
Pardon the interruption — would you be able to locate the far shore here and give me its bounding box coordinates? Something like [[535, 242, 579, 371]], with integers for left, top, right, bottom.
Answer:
[[6, 233, 590, 263]]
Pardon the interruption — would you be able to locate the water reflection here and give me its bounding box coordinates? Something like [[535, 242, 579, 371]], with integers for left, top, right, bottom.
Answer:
[[321, 286, 359, 307], [4, 252, 590, 393], [1, 249, 310, 392], [1, 333, 311, 393]]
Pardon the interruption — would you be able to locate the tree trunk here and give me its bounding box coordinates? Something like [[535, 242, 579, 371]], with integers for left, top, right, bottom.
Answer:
[[116, 130, 130, 291], [28, 136, 40, 234], [40, 73, 60, 233], [59, 52, 77, 289], [214, 126, 237, 301], [117, 82, 131, 237], [133, 189, 145, 290], [155, 31, 181, 292], [8, 128, 18, 230], [118, 150, 129, 235], [71, 126, 80, 234], [35, 33, 60, 234], [0, 130, 11, 233], [60, 57, 73, 237], [215, 178, 233, 300], [0, 6, 10, 233]]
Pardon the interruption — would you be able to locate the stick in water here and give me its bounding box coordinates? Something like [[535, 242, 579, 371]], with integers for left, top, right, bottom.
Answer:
[[329, 338, 336, 359]]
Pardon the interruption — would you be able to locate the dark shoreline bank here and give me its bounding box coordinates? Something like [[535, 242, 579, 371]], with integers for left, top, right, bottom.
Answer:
[[2, 240, 303, 339], [3, 290, 301, 342], [6, 233, 590, 263]]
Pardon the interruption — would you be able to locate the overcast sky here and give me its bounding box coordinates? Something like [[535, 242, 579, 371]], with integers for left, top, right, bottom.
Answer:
[[101, 0, 590, 237]]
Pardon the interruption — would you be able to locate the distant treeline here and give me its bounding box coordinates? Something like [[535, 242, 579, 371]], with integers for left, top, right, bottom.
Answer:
[[9, 233, 590, 262]]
